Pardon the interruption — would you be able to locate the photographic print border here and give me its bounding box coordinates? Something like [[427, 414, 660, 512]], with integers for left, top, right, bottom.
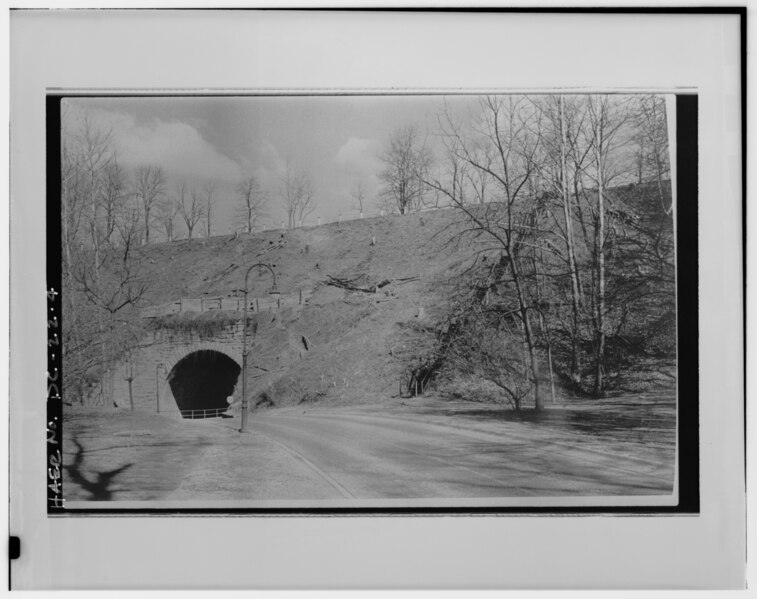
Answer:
[[8, 5, 744, 589], [46, 91, 698, 516]]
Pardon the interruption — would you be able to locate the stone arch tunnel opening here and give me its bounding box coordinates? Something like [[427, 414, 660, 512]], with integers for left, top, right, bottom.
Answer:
[[167, 350, 241, 419]]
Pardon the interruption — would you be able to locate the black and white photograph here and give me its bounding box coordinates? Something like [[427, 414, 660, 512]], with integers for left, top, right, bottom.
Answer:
[[54, 92, 684, 509], [9, 6, 746, 590]]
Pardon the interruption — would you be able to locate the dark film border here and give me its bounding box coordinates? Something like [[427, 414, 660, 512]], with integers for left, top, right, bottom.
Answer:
[[46, 92, 699, 516], [47, 96, 64, 513], [675, 94, 699, 513]]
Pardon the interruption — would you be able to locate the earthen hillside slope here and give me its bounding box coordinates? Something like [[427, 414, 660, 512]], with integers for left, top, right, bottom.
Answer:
[[135, 208, 473, 408]]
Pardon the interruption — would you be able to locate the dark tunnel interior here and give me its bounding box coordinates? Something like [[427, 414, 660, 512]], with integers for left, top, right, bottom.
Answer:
[[167, 350, 241, 418]]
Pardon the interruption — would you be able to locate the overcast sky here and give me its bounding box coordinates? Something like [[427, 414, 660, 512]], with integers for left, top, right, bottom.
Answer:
[[62, 95, 477, 233]]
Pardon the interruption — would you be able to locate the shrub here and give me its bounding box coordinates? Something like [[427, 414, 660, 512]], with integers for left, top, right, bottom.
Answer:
[[438, 375, 509, 405]]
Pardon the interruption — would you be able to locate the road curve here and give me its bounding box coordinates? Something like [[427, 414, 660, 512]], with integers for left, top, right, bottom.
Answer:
[[248, 407, 675, 499]]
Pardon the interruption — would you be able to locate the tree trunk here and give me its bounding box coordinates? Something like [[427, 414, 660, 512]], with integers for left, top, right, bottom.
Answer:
[[593, 96, 607, 398], [508, 241, 543, 411], [108, 367, 116, 408], [559, 95, 583, 384], [206, 198, 212, 237], [537, 308, 557, 406], [144, 201, 151, 245], [90, 175, 111, 407], [637, 138, 645, 185], [547, 342, 556, 405], [526, 318, 543, 411]]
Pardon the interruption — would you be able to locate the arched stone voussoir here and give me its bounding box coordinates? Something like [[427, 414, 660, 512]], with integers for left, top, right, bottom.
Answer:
[[164, 342, 243, 375]]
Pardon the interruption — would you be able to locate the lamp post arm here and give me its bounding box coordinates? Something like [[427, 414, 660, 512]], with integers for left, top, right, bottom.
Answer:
[[244, 263, 277, 293], [240, 263, 276, 433]]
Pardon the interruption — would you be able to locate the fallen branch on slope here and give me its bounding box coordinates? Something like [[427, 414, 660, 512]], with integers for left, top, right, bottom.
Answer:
[[325, 275, 392, 293]]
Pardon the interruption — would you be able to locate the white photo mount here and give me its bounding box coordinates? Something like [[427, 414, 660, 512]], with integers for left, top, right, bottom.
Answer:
[[9, 8, 745, 590]]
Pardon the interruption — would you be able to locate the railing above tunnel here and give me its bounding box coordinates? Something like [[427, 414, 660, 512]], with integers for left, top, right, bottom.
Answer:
[[141, 289, 314, 319]]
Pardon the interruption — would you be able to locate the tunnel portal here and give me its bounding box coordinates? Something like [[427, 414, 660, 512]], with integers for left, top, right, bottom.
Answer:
[[167, 350, 241, 419]]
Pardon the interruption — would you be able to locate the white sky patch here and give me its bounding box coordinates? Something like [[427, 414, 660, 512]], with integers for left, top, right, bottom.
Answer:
[[237, 139, 288, 201], [254, 140, 287, 189], [335, 137, 382, 177], [333, 137, 384, 210], [62, 101, 242, 186], [113, 116, 242, 184]]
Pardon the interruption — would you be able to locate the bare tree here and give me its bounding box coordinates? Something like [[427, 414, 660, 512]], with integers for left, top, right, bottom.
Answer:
[[202, 180, 217, 237], [156, 194, 179, 242], [379, 125, 433, 215], [282, 166, 316, 229], [72, 235, 148, 407], [61, 137, 86, 282], [236, 176, 267, 233], [446, 308, 535, 411], [71, 117, 115, 405], [443, 146, 468, 206], [583, 94, 631, 397], [123, 350, 136, 412], [467, 165, 490, 206], [429, 96, 546, 410], [78, 115, 113, 267], [133, 164, 165, 245], [176, 182, 205, 239], [635, 95, 671, 214], [351, 180, 367, 216], [531, 94, 588, 384], [61, 128, 94, 404], [64, 174, 148, 407], [99, 156, 127, 245], [115, 194, 144, 254]]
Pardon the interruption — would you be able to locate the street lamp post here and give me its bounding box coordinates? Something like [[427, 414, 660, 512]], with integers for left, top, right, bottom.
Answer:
[[240, 263, 278, 433], [155, 362, 165, 413]]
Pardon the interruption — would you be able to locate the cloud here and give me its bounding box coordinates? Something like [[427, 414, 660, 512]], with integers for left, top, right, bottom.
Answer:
[[257, 140, 287, 174], [62, 102, 242, 184], [237, 139, 289, 195], [118, 120, 241, 184], [334, 137, 382, 177], [255, 140, 288, 182]]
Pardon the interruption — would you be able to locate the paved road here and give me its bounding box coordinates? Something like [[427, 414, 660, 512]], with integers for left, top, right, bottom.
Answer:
[[62, 404, 675, 504], [246, 407, 675, 499]]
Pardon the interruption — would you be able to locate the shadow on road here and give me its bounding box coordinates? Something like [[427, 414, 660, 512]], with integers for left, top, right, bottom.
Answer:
[[65, 438, 134, 500], [430, 397, 676, 441]]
